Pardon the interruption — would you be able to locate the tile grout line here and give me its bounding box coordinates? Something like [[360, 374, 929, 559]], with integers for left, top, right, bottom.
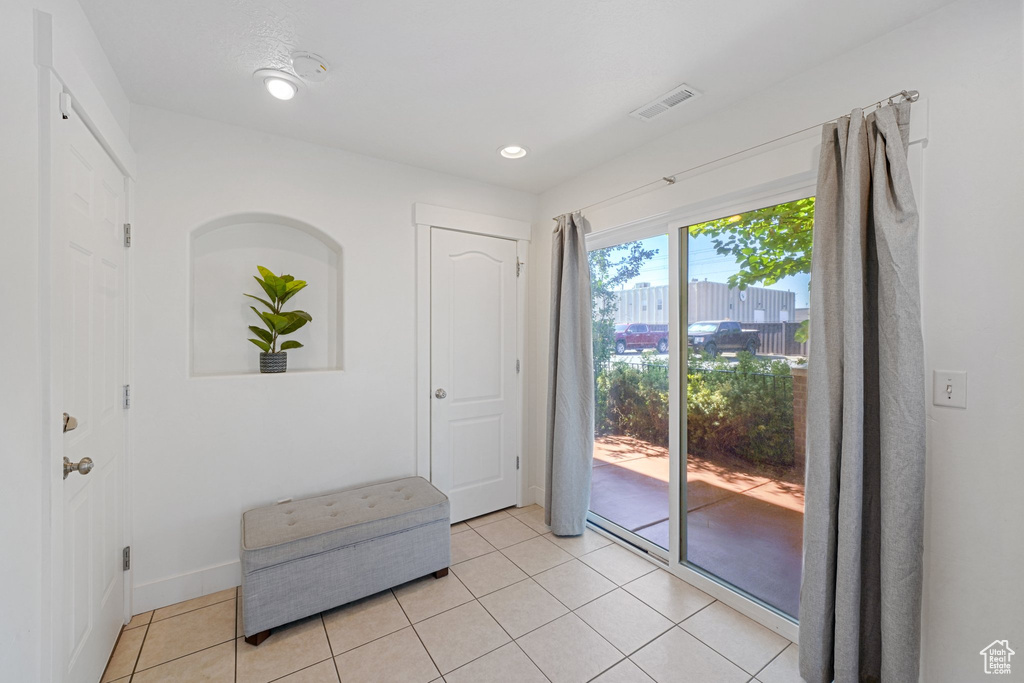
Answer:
[[149, 592, 236, 625], [335, 579, 477, 653], [465, 567, 646, 682], [314, 511, 639, 681], [444, 509, 771, 678], [125, 591, 238, 677], [675, 601, 788, 678], [459, 579, 556, 683], [618, 580, 713, 626], [458, 528, 596, 597], [583, 654, 633, 683], [129, 622, 150, 678], [747, 638, 792, 680], [317, 612, 343, 683], [392, 568, 556, 681], [460, 509, 684, 672], [520, 608, 625, 682], [392, 585, 445, 679], [478, 576, 567, 640], [263, 656, 336, 683], [133, 630, 237, 675]]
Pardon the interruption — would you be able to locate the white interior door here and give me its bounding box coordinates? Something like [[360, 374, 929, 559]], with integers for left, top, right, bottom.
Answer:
[[430, 228, 519, 522], [57, 105, 128, 683]]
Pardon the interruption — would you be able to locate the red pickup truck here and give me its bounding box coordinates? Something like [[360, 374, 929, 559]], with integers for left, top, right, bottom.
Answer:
[[614, 323, 670, 354]]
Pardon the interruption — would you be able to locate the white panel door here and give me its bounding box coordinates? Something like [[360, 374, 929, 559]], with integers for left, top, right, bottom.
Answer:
[[58, 108, 127, 683], [430, 228, 518, 522]]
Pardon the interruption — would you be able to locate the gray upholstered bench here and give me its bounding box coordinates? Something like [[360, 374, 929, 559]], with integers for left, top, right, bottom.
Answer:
[[240, 476, 450, 645]]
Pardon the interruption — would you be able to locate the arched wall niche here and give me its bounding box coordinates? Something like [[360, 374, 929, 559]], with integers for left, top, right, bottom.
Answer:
[[189, 213, 344, 377]]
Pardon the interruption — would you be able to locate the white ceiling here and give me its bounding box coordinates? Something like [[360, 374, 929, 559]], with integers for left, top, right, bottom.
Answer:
[[80, 0, 952, 193]]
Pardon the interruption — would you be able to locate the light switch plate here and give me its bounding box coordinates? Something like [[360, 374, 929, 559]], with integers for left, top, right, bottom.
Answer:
[[932, 370, 967, 409]]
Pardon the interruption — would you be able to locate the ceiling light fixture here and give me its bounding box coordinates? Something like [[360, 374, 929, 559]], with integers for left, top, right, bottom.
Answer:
[[499, 145, 528, 159], [253, 69, 300, 101]]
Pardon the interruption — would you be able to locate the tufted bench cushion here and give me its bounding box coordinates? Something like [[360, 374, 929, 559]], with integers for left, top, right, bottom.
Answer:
[[239, 476, 450, 642], [241, 477, 448, 573]]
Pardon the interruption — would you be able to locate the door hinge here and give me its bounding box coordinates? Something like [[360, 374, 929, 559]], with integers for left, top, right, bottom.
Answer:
[[59, 91, 72, 120], [122, 384, 130, 409], [123, 223, 131, 247], [123, 546, 131, 571], [516, 456, 520, 470], [516, 359, 520, 374], [516, 258, 523, 277]]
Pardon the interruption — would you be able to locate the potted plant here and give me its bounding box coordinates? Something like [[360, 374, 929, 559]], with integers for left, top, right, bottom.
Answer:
[[245, 266, 312, 373]]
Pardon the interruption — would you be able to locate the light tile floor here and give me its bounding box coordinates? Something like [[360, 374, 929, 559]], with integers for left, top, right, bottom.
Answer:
[[102, 504, 802, 682]]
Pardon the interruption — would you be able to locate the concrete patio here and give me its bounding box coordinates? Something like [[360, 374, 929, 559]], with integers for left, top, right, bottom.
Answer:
[[590, 435, 804, 617]]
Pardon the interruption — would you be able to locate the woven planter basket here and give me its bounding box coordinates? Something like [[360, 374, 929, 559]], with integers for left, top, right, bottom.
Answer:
[[259, 352, 287, 374]]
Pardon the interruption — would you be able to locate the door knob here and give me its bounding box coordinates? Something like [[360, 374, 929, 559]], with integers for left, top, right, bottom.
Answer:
[[63, 412, 78, 433], [434, 388, 447, 399], [63, 456, 94, 480]]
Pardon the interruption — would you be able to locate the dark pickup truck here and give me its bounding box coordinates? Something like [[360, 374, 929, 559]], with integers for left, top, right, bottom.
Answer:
[[614, 323, 670, 354], [687, 320, 760, 357]]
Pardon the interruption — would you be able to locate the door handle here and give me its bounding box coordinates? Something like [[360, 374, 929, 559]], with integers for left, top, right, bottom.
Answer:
[[63, 412, 78, 433], [434, 388, 447, 399], [63, 456, 94, 480]]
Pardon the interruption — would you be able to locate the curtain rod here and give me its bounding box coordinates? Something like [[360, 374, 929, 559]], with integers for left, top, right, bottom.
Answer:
[[552, 89, 920, 222]]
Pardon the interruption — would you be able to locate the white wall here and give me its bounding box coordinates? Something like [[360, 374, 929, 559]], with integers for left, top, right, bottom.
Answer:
[[0, 1, 129, 680], [129, 104, 536, 610], [526, 1, 1023, 681]]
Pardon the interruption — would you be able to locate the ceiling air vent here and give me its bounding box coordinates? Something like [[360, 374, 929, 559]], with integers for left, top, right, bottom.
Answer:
[[629, 83, 702, 121]]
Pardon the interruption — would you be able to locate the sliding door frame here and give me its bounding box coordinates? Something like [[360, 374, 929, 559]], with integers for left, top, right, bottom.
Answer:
[[585, 223, 677, 564], [585, 174, 815, 643]]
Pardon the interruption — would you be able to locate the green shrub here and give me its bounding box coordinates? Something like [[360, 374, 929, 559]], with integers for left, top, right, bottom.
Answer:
[[594, 351, 795, 466], [596, 355, 669, 447], [687, 351, 794, 466]]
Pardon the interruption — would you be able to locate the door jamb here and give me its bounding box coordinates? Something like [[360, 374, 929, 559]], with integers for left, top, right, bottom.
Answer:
[[36, 11, 137, 682], [413, 204, 531, 508]]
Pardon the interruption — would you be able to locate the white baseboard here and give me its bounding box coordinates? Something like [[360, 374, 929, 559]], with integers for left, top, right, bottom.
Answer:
[[529, 485, 545, 507], [133, 560, 241, 614]]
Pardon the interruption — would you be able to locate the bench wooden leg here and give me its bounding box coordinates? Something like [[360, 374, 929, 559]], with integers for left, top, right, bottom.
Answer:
[[433, 567, 449, 579], [244, 630, 271, 646]]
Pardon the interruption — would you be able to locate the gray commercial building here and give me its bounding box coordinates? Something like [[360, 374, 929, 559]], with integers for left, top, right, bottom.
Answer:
[[613, 280, 797, 325]]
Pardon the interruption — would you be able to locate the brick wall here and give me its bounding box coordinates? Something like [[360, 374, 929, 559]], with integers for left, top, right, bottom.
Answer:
[[791, 367, 807, 471]]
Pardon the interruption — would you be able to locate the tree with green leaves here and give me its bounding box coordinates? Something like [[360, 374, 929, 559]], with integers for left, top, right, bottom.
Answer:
[[687, 197, 814, 341], [589, 241, 659, 370]]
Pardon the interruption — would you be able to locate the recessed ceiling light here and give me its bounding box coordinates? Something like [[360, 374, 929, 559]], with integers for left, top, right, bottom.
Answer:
[[499, 145, 528, 159], [253, 69, 300, 101], [265, 77, 297, 100]]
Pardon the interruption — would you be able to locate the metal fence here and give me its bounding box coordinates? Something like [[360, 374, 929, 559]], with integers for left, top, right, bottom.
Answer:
[[598, 359, 793, 396], [598, 359, 669, 377], [687, 365, 793, 396], [744, 322, 808, 357]]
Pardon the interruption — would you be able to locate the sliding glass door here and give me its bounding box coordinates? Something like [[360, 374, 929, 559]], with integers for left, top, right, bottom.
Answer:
[[682, 198, 812, 619], [586, 197, 812, 621], [588, 235, 671, 555]]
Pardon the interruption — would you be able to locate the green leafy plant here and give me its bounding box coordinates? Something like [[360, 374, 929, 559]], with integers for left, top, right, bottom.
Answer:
[[245, 266, 312, 354], [686, 351, 795, 467], [594, 351, 796, 468]]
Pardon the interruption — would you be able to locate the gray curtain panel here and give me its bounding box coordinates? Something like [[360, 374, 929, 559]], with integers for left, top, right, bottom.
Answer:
[[545, 212, 595, 536], [800, 101, 925, 683]]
